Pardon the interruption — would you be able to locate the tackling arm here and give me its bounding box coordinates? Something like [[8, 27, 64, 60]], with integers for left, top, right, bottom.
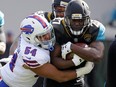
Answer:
[[50, 43, 75, 69], [23, 61, 94, 83]]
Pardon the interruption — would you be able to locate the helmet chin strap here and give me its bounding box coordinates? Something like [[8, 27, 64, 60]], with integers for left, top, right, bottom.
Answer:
[[35, 36, 55, 51], [53, 10, 57, 18], [40, 42, 54, 51]]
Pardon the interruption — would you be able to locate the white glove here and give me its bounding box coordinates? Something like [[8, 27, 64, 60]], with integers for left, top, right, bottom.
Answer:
[[61, 42, 72, 59], [0, 42, 6, 54], [72, 54, 84, 66], [76, 61, 94, 77], [0, 55, 12, 63]]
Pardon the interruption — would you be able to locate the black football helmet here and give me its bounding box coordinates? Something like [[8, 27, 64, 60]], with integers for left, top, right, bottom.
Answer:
[[65, 0, 91, 36], [52, 0, 71, 17]]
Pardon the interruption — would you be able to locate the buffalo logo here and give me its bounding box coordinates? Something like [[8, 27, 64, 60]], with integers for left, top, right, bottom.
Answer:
[[21, 25, 34, 34]]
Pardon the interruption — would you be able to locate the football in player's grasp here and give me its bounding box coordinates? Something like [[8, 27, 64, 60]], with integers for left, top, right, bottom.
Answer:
[[66, 43, 88, 60]]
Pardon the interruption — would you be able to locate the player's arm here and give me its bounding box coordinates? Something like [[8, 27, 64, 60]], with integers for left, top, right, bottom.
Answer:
[[50, 43, 75, 69], [56, 40, 104, 69], [71, 41, 104, 62], [23, 61, 94, 83], [0, 26, 6, 54]]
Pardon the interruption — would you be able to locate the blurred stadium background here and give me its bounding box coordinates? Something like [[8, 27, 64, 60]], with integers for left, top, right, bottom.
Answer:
[[0, 0, 115, 39]]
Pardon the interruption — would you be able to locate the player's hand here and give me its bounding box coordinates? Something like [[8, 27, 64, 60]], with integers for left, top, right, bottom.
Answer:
[[61, 42, 72, 59], [0, 42, 6, 54], [76, 61, 94, 77], [72, 54, 84, 66], [0, 55, 12, 63]]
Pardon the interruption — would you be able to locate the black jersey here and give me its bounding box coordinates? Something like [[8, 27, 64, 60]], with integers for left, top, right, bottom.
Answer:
[[46, 18, 105, 87], [34, 11, 54, 22], [52, 18, 105, 45]]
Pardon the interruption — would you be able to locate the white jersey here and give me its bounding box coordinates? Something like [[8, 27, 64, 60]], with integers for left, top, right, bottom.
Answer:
[[1, 35, 50, 87]]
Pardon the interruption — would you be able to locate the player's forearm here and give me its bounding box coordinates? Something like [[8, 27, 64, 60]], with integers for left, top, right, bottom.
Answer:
[[51, 57, 74, 69], [71, 43, 103, 62], [50, 70, 77, 83]]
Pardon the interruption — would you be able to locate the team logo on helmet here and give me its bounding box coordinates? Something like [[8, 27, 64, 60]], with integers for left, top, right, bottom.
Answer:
[[21, 25, 34, 34]]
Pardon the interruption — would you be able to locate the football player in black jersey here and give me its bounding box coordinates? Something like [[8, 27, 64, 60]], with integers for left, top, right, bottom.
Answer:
[[45, 0, 105, 87]]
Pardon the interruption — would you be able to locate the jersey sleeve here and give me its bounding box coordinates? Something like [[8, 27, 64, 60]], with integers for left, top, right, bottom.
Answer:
[[96, 24, 105, 41], [95, 21, 106, 41]]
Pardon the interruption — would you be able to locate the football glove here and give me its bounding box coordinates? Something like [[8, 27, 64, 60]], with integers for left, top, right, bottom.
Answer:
[[61, 42, 72, 59], [72, 54, 84, 66], [76, 61, 94, 77], [0, 55, 12, 63]]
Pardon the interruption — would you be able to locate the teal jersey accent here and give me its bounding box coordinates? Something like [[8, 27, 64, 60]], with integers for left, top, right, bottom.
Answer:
[[0, 11, 5, 26], [96, 23, 105, 41]]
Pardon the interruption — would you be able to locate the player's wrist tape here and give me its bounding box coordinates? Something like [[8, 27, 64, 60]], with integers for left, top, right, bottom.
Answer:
[[61, 42, 72, 59], [66, 41, 72, 52], [76, 62, 94, 77], [62, 42, 72, 52], [72, 54, 84, 66]]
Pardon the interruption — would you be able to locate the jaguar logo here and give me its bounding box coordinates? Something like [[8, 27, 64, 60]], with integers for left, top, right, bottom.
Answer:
[[84, 34, 92, 42]]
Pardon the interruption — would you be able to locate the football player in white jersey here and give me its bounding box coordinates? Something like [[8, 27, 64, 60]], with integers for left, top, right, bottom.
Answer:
[[0, 14, 94, 87]]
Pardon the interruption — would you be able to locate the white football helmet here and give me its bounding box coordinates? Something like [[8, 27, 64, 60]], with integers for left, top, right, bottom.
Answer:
[[20, 15, 56, 51]]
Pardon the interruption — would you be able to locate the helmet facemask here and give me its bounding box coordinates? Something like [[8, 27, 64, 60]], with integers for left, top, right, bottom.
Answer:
[[64, 0, 91, 36], [34, 25, 56, 51], [65, 14, 90, 35]]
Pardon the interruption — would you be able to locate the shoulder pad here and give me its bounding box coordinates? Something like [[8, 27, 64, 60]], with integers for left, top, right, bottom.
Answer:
[[52, 18, 64, 25], [44, 12, 54, 22], [34, 10, 45, 17], [91, 20, 101, 28], [34, 11, 53, 22]]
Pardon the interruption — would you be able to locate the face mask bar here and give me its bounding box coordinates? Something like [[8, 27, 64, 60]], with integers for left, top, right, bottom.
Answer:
[[34, 27, 56, 51]]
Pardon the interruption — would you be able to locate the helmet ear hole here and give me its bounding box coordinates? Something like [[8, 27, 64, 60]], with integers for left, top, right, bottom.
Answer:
[[26, 37, 30, 40]]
